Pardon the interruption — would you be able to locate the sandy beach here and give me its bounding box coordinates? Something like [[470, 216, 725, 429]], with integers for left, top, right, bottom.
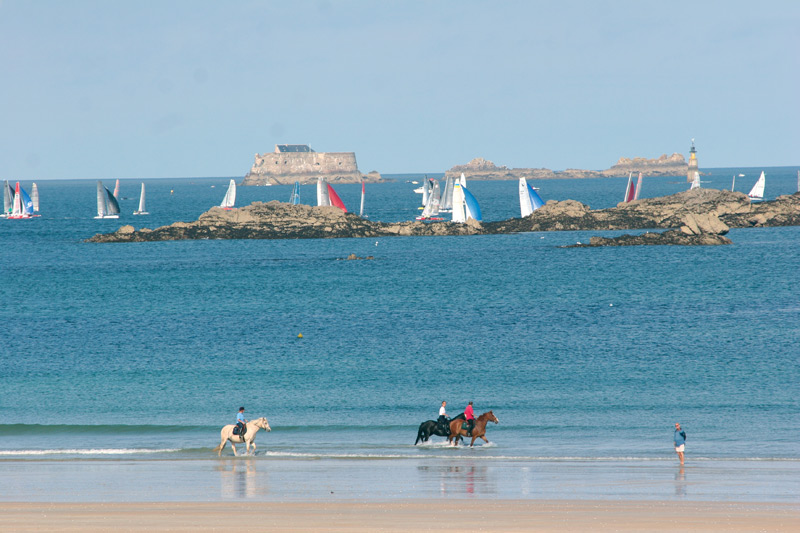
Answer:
[[3, 500, 798, 532]]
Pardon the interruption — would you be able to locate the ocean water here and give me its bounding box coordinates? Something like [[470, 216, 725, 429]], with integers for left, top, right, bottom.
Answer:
[[1, 168, 799, 502]]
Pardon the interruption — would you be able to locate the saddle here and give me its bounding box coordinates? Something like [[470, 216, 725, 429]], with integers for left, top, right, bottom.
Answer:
[[233, 424, 246, 437], [461, 422, 473, 436]]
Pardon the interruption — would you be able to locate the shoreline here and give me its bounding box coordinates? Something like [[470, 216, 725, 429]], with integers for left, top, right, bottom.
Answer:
[[3, 500, 798, 532]]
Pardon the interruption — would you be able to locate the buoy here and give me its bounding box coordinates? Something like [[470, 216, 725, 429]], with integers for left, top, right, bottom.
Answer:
[[609, 303, 613, 307], [297, 333, 303, 338]]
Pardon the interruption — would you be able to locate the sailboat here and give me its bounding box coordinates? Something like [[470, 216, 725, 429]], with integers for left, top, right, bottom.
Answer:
[[359, 180, 366, 217], [440, 175, 454, 212], [94, 181, 120, 219], [289, 182, 300, 205], [8, 182, 39, 219], [133, 183, 149, 215], [747, 171, 765, 202], [689, 170, 701, 190], [316, 177, 346, 212], [219, 179, 236, 209], [1, 180, 14, 218], [623, 172, 637, 202], [416, 180, 443, 220], [634, 173, 643, 201], [31, 183, 40, 213], [452, 182, 481, 223], [519, 177, 545, 217]]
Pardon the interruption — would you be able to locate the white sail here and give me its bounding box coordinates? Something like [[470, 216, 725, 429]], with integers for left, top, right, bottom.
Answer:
[[420, 180, 441, 218], [96, 181, 106, 218], [421, 178, 430, 206], [459, 172, 467, 188], [220, 179, 236, 208], [748, 171, 765, 201], [452, 183, 466, 223], [317, 177, 330, 207], [31, 183, 39, 212], [689, 170, 700, 190], [11, 183, 23, 217], [133, 183, 149, 215], [440, 175, 454, 212], [634, 173, 643, 201], [113, 179, 120, 199], [519, 177, 533, 218], [289, 182, 300, 205]]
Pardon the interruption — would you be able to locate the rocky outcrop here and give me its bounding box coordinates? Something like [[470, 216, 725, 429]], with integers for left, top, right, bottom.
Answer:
[[85, 201, 483, 243], [567, 230, 732, 247], [445, 154, 688, 181], [601, 153, 687, 177], [484, 188, 752, 233], [85, 190, 800, 244]]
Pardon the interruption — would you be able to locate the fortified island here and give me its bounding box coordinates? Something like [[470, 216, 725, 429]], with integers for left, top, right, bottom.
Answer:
[[241, 144, 383, 186], [445, 153, 689, 181]]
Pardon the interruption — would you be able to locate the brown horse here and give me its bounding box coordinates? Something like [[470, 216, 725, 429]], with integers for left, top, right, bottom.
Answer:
[[448, 411, 499, 447]]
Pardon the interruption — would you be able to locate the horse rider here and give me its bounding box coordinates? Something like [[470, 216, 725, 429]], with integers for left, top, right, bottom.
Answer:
[[235, 406, 248, 439], [437, 401, 449, 434], [464, 401, 475, 436]]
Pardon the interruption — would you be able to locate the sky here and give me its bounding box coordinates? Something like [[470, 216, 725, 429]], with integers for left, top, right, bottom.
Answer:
[[1, 0, 798, 179]]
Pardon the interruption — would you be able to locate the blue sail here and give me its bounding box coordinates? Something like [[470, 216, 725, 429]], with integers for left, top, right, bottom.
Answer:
[[20, 187, 34, 214], [528, 185, 545, 210], [462, 186, 482, 222]]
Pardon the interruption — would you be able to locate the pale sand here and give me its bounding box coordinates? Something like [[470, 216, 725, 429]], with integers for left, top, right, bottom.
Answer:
[[2, 501, 798, 532]]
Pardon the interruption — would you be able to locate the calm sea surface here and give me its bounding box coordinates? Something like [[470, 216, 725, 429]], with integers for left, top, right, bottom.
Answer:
[[1, 168, 798, 502]]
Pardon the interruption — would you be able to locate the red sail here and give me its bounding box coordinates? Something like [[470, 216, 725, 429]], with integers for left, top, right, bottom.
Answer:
[[625, 181, 636, 203], [327, 184, 347, 212]]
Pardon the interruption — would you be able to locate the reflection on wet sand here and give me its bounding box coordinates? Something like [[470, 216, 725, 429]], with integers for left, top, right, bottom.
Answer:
[[417, 463, 495, 497], [216, 459, 263, 499], [674, 466, 686, 497]]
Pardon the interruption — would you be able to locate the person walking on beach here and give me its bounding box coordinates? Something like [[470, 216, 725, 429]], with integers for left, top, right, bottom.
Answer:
[[674, 422, 686, 465], [236, 407, 248, 439], [437, 401, 449, 433], [464, 401, 475, 436]]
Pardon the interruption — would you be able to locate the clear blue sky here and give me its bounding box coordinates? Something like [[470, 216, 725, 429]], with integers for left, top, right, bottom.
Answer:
[[1, 0, 797, 179]]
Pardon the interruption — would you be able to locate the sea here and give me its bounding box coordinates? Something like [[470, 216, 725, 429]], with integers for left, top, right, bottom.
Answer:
[[1, 168, 798, 503]]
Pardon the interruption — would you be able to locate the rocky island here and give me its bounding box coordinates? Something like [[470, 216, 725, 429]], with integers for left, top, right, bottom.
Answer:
[[445, 154, 688, 181], [86, 189, 800, 246]]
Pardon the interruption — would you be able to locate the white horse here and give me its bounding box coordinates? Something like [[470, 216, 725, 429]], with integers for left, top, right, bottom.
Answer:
[[213, 417, 271, 456]]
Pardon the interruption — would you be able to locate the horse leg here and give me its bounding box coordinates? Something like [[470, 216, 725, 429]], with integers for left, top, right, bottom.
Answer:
[[231, 442, 237, 456], [249, 440, 256, 455]]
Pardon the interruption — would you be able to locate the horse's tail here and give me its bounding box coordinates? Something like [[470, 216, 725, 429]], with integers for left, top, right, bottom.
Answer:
[[213, 441, 225, 454], [415, 425, 425, 445]]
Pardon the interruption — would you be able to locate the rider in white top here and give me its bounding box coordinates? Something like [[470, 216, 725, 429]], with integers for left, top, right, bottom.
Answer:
[[437, 401, 448, 432]]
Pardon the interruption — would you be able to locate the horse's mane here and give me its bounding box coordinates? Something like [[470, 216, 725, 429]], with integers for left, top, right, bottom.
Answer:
[[476, 411, 494, 421]]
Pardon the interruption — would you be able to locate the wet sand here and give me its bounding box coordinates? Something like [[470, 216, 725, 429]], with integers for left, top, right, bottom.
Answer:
[[2, 500, 798, 532]]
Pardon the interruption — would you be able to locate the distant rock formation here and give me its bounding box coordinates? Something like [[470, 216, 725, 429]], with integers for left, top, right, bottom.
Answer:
[[241, 144, 383, 186], [445, 154, 688, 181], [85, 190, 800, 245]]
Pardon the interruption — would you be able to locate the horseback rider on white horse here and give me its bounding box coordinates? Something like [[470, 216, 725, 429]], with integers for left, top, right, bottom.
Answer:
[[235, 406, 247, 439]]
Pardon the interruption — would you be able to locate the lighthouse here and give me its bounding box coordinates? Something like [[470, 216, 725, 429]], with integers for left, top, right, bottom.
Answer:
[[687, 139, 698, 183]]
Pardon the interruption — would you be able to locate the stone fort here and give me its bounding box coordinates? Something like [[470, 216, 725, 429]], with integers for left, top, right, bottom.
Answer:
[[241, 145, 381, 186]]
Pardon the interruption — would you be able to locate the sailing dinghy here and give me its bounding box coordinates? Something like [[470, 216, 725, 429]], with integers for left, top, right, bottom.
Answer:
[[316, 177, 347, 212], [451, 182, 481, 223], [1, 180, 14, 218], [748, 171, 765, 202], [359, 180, 366, 217], [8, 182, 39, 219], [519, 177, 544, 217], [289, 182, 300, 205], [689, 170, 701, 190], [133, 183, 149, 215], [416, 179, 443, 220], [219, 179, 236, 209], [95, 181, 120, 219]]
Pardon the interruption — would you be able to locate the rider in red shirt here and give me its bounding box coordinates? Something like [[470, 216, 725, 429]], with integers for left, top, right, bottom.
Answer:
[[465, 401, 475, 435]]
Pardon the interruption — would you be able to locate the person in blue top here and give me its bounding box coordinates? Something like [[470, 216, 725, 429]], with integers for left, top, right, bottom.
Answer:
[[674, 422, 686, 465], [236, 407, 248, 439]]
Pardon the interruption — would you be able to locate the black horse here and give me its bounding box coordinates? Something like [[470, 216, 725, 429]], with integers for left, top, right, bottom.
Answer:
[[415, 413, 465, 445]]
